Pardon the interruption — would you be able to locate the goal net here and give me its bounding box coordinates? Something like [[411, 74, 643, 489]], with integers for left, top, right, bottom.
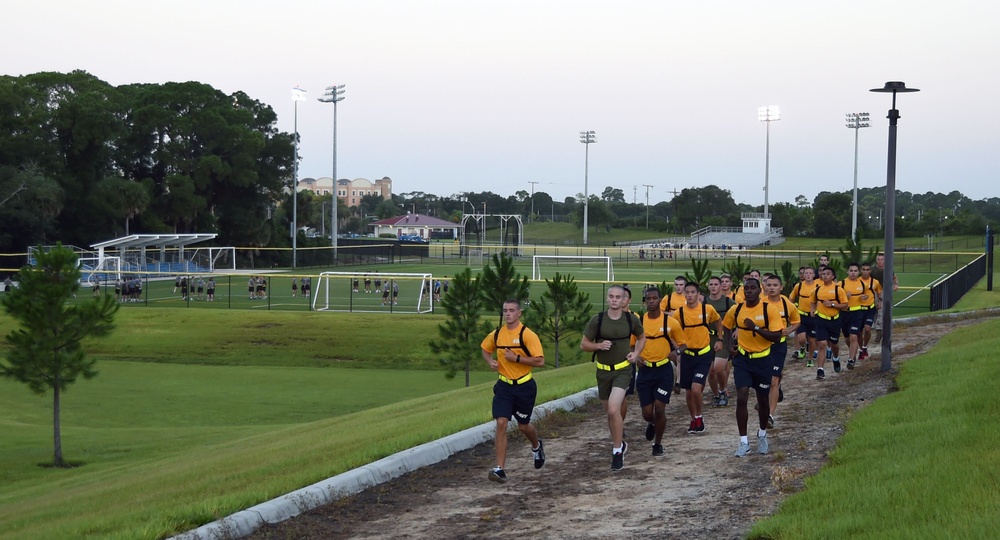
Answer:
[[77, 256, 123, 284], [312, 271, 435, 313], [532, 255, 614, 281]]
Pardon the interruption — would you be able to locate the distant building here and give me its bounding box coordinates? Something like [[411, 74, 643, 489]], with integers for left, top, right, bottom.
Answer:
[[298, 176, 393, 206], [369, 213, 460, 240]]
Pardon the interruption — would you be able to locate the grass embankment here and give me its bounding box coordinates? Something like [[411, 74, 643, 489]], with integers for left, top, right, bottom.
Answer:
[[0, 308, 594, 539], [750, 318, 1000, 539]]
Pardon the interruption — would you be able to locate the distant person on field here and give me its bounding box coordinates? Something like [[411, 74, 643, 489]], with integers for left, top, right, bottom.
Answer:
[[481, 299, 546, 483]]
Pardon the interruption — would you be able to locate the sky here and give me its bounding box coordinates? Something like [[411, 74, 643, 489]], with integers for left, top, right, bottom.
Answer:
[[4, 1, 998, 208]]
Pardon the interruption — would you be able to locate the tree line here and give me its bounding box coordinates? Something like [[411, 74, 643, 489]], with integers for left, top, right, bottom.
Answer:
[[3, 71, 996, 256]]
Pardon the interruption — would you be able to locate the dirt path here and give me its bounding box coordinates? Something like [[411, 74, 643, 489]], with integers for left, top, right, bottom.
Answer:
[[246, 316, 988, 540]]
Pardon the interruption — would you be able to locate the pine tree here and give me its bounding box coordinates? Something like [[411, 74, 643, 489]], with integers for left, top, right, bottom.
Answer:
[[1, 244, 119, 467], [429, 268, 485, 387], [524, 273, 592, 367]]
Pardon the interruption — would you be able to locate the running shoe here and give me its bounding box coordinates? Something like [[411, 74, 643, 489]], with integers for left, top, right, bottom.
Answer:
[[673, 382, 682, 395], [611, 442, 628, 471], [533, 440, 546, 469], [735, 441, 751, 457], [778, 387, 784, 403], [687, 419, 698, 434], [792, 349, 805, 360], [833, 359, 842, 373], [758, 433, 769, 454], [806, 359, 815, 367], [489, 467, 507, 483], [694, 417, 706, 433], [847, 359, 855, 370], [816, 368, 825, 380], [718, 391, 729, 407], [767, 415, 775, 429], [859, 349, 869, 361], [826, 347, 833, 360], [712, 395, 721, 407], [645, 422, 655, 442], [652, 444, 664, 457]]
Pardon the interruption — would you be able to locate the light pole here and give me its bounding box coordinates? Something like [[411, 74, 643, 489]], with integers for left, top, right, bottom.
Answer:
[[291, 86, 307, 269], [579, 130, 596, 245], [643, 184, 653, 229], [318, 84, 345, 259], [528, 180, 538, 222], [870, 81, 919, 372], [321, 201, 326, 238], [846, 112, 871, 241], [758, 106, 780, 228]]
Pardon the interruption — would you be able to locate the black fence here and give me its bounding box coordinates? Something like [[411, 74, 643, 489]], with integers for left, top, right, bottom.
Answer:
[[930, 254, 986, 311]]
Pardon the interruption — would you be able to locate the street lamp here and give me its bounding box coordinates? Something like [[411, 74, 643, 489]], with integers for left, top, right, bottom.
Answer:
[[758, 106, 780, 228], [870, 81, 919, 372], [318, 84, 346, 257], [291, 86, 307, 269], [846, 112, 871, 241], [579, 130, 596, 245]]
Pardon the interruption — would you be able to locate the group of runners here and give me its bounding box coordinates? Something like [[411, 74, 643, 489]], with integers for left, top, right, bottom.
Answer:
[[290, 277, 312, 298], [481, 254, 892, 480], [171, 275, 216, 301]]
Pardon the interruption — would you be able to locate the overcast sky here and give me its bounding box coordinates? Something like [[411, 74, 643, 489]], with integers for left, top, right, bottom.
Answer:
[[5, 1, 998, 207]]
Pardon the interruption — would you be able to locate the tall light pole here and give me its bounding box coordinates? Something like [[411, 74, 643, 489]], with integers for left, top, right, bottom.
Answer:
[[318, 84, 345, 259], [579, 130, 596, 245], [870, 81, 919, 372], [758, 106, 780, 228], [846, 112, 871, 241], [528, 180, 538, 222], [291, 86, 307, 269], [643, 184, 653, 229]]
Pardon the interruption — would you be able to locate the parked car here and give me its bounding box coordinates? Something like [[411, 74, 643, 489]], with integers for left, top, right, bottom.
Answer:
[[399, 235, 428, 243]]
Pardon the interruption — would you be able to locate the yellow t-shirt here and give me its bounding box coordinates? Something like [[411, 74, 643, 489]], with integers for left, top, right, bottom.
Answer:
[[841, 277, 867, 311], [639, 311, 686, 363], [767, 295, 801, 342], [722, 301, 783, 354], [813, 282, 848, 319], [671, 302, 721, 351], [859, 277, 883, 308], [481, 323, 543, 380], [659, 291, 686, 313], [789, 280, 818, 314]]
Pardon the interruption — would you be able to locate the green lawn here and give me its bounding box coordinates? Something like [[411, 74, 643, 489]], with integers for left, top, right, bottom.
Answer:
[[750, 318, 1000, 539]]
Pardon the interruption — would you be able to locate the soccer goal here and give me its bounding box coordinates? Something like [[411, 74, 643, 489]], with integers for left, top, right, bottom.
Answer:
[[531, 255, 614, 281], [77, 255, 123, 284], [313, 271, 435, 313]]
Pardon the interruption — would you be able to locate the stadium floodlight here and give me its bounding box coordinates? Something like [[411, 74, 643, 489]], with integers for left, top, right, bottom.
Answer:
[[845, 112, 871, 241], [870, 81, 919, 372], [291, 86, 307, 269], [579, 131, 596, 245], [758, 106, 780, 228], [318, 84, 346, 256]]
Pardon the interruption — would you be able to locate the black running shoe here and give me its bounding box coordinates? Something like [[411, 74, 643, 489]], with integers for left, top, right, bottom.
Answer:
[[652, 444, 664, 457], [645, 422, 655, 442], [833, 359, 842, 373], [489, 467, 507, 483], [611, 442, 628, 471], [533, 440, 546, 469]]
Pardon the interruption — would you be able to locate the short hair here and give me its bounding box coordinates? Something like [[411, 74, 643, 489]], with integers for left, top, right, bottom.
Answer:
[[720, 273, 732, 280], [684, 281, 700, 291], [848, 262, 860, 270], [645, 286, 661, 298], [708, 276, 722, 284], [744, 277, 761, 288], [621, 284, 632, 298], [674, 276, 687, 283], [766, 275, 782, 284], [503, 298, 521, 309]]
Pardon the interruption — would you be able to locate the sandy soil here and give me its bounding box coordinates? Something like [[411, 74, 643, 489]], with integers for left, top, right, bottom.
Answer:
[[245, 316, 989, 540]]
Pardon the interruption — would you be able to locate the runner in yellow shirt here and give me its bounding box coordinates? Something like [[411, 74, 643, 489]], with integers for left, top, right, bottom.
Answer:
[[722, 278, 783, 457], [637, 286, 687, 456]]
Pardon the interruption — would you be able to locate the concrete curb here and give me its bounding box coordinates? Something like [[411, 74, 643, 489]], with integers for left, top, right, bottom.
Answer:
[[170, 387, 598, 540]]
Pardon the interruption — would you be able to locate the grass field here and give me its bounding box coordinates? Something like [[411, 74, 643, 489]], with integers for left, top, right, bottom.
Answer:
[[749, 318, 1000, 539]]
